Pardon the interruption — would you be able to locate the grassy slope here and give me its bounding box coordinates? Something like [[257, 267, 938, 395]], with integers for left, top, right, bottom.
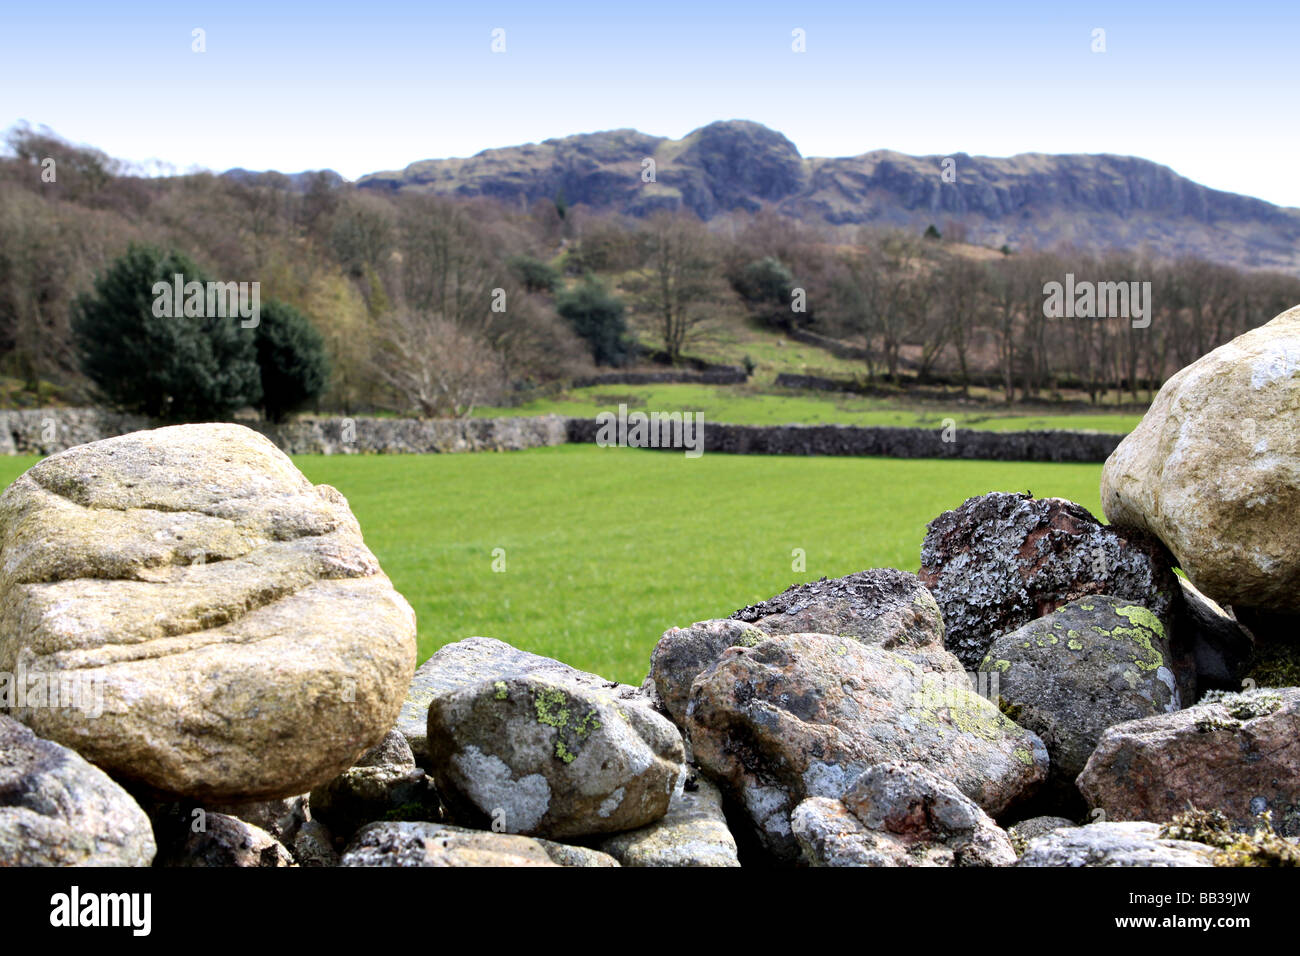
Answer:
[[0, 447, 1104, 685], [477, 383, 1142, 433]]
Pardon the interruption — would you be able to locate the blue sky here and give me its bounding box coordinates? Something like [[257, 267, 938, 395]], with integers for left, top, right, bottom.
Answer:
[[2, 1, 1297, 206]]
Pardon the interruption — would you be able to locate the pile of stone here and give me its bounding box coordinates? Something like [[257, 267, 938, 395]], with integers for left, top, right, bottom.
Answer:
[[3, 306, 1300, 867]]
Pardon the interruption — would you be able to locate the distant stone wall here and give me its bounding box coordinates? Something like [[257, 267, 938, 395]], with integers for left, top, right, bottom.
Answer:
[[1, 408, 1121, 462], [570, 368, 748, 387], [773, 372, 861, 393], [785, 328, 870, 361], [0, 408, 152, 456], [0, 409, 570, 457], [251, 415, 571, 455], [565, 418, 1122, 463]]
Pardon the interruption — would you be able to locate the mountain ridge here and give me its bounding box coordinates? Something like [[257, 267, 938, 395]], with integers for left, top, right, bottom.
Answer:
[[351, 119, 1300, 272]]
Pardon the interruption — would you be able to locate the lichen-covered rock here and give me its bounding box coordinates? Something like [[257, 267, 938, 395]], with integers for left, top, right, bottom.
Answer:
[[423, 639, 685, 840], [1017, 822, 1217, 867], [730, 569, 958, 672], [0, 423, 417, 801], [398, 637, 651, 767], [0, 715, 156, 866], [791, 762, 1016, 867], [919, 492, 1178, 670], [291, 819, 340, 867], [982, 596, 1179, 803], [687, 633, 1048, 861], [648, 619, 769, 729], [1174, 578, 1255, 698], [600, 774, 739, 867], [1077, 688, 1300, 836], [1100, 305, 1300, 613], [160, 812, 294, 867], [342, 821, 558, 867]]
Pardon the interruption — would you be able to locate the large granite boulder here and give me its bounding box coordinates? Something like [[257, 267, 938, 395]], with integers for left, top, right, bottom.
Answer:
[[919, 492, 1178, 670], [982, 596, 1179, 803], [0, 424, 417, 801], [1077, 688, 1300, 836], [423, 638, 685, 840], [686, 632, 1047, 861], [0, 715, 156, 866], [1101, 305, 1300, 614], [791, 761, 1017, 867]]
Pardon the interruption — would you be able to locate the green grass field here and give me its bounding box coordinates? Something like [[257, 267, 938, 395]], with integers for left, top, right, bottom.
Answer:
[[0, 446, 1105, 685], [476, 383, 1142, 434]]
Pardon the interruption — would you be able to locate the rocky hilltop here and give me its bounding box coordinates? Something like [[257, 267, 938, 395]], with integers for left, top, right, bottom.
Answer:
[[356, 119, 1300, 272]]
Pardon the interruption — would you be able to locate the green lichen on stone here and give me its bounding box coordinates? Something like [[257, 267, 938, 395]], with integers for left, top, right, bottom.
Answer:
[[1067, 638, 1084, 651], [732, 632, 761, 649], [1099, 606, 1165, 672], [946, 687, 1018, 741], [1114, 604, 1165, 638], [1201, 689, 1283, 720], [493, 681, 508, 700], [1009, 828, 1030, 857], [534, 687, 570, 728], [1160, 808, 1300, 867], [533, 685, 601, 764], [1013, 747, 1033, 766]]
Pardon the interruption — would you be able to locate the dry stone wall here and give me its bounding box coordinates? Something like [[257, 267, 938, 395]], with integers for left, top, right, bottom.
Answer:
[[0, 408, 1122, 462]]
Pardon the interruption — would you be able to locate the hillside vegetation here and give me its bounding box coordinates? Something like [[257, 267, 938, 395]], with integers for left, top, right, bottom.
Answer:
[[3, 122, 1298, 429]]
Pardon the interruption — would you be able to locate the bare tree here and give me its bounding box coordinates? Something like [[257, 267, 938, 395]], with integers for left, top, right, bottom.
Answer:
[[624, 212, 726, 363], [371, 309, 503, 418]]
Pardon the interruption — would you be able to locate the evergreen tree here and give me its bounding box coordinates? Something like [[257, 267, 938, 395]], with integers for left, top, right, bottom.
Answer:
[[255, 299, 330, 422], [555, 276, 630, 367], [71, 244, 261, 420]]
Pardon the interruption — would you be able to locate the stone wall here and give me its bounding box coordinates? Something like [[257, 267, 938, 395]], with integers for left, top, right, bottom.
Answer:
[[1, 408, 1122, 462], [565, 418, 1121, 463], [570, 368, 748, 387]]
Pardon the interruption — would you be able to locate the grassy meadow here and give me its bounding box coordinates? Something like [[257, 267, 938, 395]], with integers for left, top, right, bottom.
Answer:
[[0, 445, 1104, 685], [476, 383, 1142, 434]]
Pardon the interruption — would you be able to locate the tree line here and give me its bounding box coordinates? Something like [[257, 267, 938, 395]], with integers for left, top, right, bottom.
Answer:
[[2, 124, 1298, 420]]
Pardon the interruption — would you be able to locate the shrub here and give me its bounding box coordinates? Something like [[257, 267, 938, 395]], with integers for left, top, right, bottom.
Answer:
[[255, 300, 330, 422], [71, 244, 261, 421], [507, 255, 560, 294], [555, 276, 631, 367]]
